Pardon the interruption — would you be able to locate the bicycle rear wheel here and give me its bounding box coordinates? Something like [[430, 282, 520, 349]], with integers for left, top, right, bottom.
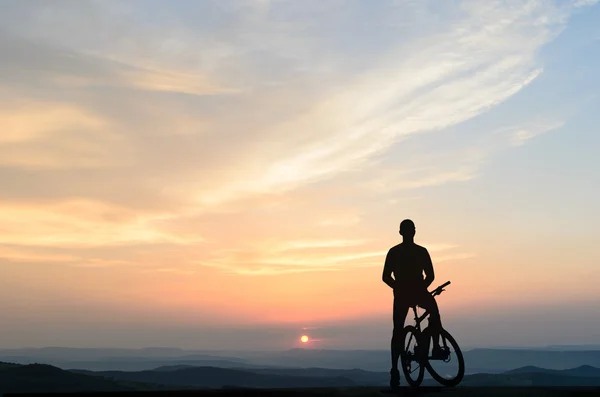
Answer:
[[424, 328, 465, 387], [400, 325, 425, 387]]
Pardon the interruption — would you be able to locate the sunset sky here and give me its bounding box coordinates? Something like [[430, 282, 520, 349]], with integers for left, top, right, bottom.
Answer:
[[1, 0, 599, 350]]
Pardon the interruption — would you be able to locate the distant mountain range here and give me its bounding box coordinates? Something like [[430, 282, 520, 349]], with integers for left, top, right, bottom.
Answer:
[[4, 360, 600, 393], [0, 362, 377, 392], [4, 346, 600, 393], [4, 347, 600, 373]]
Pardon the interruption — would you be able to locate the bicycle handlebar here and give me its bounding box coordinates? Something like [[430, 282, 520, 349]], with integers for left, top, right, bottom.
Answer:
[[431, 281, 451, 296], [439, 281, 451, 289]]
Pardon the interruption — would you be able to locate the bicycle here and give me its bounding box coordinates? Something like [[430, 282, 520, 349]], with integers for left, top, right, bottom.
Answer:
[[400, 281, 465, 387]]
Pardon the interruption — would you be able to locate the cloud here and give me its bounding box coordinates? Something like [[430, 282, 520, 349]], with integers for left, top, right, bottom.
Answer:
[[0, 245, 78, 263], [1, 1, 577, 198], [0, 244, 144, 270], [123, 67, 238, 96], [272, 239, 369, 251], [0, 100, 128, 169], [0, 199, 202, 248], [193, 236, 469, 275], [435, 252, 477, 263], [195, 240, 384, 275], [0, 101, 105, 144], [181, 0, 581, 208], [0, 0, 593, 278], [509, 121, 565, 146], [573, 0, 599, 7], [318, 215, 362, 227]]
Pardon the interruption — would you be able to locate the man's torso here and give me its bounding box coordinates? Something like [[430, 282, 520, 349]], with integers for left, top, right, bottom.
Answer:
[[388, 243, 428, 297]]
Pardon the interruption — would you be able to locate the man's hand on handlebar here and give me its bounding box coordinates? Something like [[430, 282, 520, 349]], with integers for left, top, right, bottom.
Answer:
[[430, 281, 451, 296]]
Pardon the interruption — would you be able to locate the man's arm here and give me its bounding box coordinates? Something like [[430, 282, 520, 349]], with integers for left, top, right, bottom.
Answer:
[[422, 248, 435, 289], [382, 250, 396, 289]]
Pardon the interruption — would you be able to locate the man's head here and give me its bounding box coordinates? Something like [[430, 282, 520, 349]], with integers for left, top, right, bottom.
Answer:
[[399, 219, 416, 239]]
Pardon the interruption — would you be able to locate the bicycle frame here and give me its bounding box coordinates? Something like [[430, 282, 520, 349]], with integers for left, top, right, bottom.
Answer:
[[407, 281, 451, 357], [411, 307, 430, 333], [410, 280, 449, 333]]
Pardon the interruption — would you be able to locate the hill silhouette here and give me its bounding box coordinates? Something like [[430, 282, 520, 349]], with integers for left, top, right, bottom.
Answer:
[[0, 362, 167, 393], [417, 365, 600, 387], [75, 366, 360, 388], [82, 364, 600, 388], [238, 367, 388, 385], [149, 365, 387, 384], [3, 359, 600, 394], [444, 373, 600, 387], [505, 365, 600, 378], [464, 349, 600, 371]]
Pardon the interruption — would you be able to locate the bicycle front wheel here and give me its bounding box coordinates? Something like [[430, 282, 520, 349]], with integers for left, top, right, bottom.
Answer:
[[424, 328, 465, 387], [400, 325, 425, 387]]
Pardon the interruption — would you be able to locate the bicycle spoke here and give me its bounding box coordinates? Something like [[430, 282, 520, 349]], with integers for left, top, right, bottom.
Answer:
[[425, 329, 465, 386], [401, 325, 425, 387]]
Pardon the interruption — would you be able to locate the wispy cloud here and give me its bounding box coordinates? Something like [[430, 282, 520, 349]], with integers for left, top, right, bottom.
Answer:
[[318, 215, 362, 227], [510, 121, 566, 146], [0, 0, 593, 280], [1, 0, 580, 209], [0, 245, 78, 263], [0, 199, 202, 247], [435, 253, 477, 263], [574, 0, 599, 7], [272, 239, 369, 252], [193, 237, 469, 275]]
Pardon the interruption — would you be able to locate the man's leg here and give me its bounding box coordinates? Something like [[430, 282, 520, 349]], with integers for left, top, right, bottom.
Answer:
[[418, 291, 442, 350], [390, 296, 408, 387]]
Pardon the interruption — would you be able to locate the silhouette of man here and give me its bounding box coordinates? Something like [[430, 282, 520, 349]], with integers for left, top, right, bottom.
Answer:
[[382, 219, 444, 388]]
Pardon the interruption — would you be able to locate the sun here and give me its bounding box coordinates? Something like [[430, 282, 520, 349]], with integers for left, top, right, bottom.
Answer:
[[300, 335, 309, 343]]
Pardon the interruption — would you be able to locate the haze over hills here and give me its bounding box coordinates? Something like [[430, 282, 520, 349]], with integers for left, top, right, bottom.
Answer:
[[3, 346, 600, 392], [4, 346, 600, 373]]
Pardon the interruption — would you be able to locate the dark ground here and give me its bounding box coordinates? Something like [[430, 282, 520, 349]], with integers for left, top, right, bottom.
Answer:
[[5, 387, 600, 397]]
